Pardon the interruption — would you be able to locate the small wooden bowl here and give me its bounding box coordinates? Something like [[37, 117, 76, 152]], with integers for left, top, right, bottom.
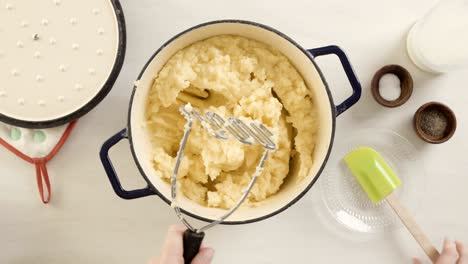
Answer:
[[413, 102, 457, 144], [371, 65, 413, 107]]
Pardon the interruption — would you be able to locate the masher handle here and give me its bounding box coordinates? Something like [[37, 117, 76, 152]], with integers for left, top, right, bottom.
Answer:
[[183, 229, 205, 264], [386, 192, 440, 263]]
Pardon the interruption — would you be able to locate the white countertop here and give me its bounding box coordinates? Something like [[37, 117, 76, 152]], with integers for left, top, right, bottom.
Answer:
[[1, 0, 467, 263]]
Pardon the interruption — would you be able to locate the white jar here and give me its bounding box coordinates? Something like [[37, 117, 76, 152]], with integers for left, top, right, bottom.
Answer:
[[407, 0, 468, 73]]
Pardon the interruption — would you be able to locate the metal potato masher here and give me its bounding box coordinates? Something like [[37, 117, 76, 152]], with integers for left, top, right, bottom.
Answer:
[[171, 103, 277, 263]]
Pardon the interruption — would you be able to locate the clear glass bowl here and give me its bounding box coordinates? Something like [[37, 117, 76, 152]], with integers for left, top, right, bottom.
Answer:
[[319, 129, 426, 234]]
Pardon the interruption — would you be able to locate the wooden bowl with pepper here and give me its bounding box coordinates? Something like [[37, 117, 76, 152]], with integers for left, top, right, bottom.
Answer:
[[413, 102, 457, 144]]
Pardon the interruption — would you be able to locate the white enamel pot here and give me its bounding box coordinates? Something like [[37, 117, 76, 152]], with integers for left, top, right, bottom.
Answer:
[[100, 20, 361, 225]]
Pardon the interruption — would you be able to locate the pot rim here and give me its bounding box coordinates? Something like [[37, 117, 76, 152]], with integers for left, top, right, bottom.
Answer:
[[127, 19, 337, 225]]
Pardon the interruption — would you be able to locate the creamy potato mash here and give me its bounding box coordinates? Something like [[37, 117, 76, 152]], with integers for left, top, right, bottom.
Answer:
[[146, 35, 318, 209]]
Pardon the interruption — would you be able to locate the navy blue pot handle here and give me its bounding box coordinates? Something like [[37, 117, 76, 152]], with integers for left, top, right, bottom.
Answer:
[[308, 45, 361, 116], [99, 128, 156, 199]]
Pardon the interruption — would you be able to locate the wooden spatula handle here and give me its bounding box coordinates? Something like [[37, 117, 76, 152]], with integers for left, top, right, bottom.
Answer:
[[386, 192, 440, 263]]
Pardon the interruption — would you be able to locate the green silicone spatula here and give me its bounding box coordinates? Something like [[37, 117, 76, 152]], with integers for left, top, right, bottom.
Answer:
[[345, 147, 440, 262]]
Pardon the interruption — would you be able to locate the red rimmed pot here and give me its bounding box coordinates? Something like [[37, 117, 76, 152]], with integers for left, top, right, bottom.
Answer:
[[99, 20, 361, 224]]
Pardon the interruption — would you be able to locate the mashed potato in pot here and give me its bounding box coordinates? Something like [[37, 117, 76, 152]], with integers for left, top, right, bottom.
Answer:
[[146, 35, 318, 209]]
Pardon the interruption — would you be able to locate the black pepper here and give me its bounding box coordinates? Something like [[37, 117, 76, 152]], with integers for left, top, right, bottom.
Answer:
[[419, 109, 448, 138]]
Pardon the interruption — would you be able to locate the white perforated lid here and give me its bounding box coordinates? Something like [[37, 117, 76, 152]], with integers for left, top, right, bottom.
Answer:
[[0, 0, 125, 128]]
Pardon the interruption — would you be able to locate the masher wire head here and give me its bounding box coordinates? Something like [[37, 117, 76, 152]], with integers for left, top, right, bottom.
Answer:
[[171, 104, 277, 233]]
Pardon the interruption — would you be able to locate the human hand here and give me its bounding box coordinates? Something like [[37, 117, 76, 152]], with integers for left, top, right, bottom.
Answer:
[[149, 224, 214, 264], [413, 239, 467, 264]]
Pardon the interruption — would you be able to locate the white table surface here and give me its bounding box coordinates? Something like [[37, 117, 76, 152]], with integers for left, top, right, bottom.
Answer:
[[1, 0, 467, 263]]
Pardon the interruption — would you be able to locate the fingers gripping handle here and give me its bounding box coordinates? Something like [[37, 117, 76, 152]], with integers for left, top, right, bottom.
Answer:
[[183, 229, 205, 264], [386, 193, 440, 262]]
